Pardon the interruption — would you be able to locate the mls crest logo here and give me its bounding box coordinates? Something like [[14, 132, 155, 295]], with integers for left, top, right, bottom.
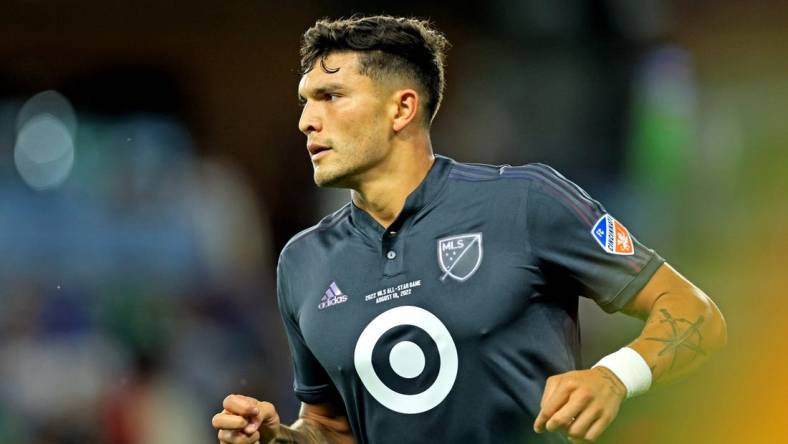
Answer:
[[591, 214, 634, 255], [438, 233, 483, 282]]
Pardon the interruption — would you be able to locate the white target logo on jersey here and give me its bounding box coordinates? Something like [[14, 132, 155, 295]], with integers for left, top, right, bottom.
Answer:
[[353, 306, 458, 414]]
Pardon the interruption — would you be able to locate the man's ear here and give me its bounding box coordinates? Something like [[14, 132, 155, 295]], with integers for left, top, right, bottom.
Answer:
[[391, 89, 420, 132]]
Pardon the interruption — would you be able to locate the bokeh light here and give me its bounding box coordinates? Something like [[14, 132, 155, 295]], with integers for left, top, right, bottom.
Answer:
[[16, 90, 78, 138], [14, 113, 75, 190]]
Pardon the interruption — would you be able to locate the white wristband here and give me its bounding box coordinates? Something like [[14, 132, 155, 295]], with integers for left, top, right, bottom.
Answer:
[[592, 346, 652, 399]]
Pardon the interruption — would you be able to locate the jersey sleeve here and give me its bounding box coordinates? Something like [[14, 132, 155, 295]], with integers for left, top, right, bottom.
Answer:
[[524, 164, 665, 313], [276, 255, 340, 404]]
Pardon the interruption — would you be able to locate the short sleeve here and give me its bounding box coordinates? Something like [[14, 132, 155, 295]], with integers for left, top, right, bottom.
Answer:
[[276, 255, 340, 403], [524, 164, 665, 313]]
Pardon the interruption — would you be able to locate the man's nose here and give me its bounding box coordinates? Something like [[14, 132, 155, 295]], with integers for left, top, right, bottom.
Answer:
[[298, 102, 322, 135]]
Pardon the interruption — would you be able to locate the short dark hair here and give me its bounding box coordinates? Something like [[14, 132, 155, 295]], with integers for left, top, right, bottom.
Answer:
[[300, 15, 450, 125]]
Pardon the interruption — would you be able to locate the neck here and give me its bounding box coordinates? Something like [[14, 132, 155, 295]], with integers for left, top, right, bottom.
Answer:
[[351, 137, 434, 229]]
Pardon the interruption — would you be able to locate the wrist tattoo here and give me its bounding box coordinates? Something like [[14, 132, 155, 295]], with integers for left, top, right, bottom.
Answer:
[[599, 368, 626, 397], [644, 308, 707, 372]]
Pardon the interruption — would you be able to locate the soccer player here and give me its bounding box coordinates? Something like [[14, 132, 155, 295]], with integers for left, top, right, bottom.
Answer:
[[212, 16, 727, 444]]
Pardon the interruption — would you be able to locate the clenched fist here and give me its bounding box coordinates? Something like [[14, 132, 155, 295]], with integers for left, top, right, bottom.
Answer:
[[533, 367, 627, 443], [212, 394, 281, 444]]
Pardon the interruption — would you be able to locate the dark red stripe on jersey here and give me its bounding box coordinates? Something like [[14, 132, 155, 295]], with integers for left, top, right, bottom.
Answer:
[[503, 171, 596, 227], [518, 164, 603, 213]]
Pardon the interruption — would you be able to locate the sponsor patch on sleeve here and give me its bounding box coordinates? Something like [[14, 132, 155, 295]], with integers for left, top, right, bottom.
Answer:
[[591, 214, 634, 255]]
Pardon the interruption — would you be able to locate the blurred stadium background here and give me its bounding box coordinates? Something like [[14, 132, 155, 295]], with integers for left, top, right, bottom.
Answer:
[[1, 1, 786, 443]]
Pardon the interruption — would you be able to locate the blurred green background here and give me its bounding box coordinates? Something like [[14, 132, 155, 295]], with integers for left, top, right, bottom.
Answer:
[[1, 1, 786, 443]]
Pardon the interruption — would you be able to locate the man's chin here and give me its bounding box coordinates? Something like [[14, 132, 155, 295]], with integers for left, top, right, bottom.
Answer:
[[313, 170, 349, 188], [313, 161, 365, 189]]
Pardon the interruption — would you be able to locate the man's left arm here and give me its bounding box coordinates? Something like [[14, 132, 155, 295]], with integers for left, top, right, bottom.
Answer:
[[534, 262, 728, 442]]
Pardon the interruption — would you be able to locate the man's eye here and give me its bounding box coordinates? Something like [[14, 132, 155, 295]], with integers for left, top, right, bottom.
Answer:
[[326, 94, 340, 101]]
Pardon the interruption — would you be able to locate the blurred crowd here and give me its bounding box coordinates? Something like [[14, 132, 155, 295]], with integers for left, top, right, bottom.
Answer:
[[0, 109, 295, 443]]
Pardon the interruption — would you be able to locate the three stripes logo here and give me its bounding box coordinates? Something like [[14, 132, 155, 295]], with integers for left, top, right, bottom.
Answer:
[[318, 281, 348, 310]]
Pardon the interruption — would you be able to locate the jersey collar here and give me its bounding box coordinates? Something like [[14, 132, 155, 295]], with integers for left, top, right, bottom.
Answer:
[[350, 154, 453, 240]]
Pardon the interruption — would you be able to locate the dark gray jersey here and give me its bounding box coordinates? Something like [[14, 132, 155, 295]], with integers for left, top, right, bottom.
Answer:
[[276, 155, 663, 444]]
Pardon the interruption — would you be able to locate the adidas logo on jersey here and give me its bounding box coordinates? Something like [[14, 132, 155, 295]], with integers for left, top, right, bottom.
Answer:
[[318, 281, 348, 310]]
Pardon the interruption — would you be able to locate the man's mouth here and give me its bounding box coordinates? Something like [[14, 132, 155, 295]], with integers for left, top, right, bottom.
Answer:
[[307, 143, 332, 159]]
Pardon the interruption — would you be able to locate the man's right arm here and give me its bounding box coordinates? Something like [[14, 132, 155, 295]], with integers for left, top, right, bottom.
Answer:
[[213, 394, 355, 444]]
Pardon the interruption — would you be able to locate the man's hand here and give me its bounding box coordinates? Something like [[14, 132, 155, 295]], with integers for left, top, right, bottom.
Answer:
[[533, 367, 627, 443], [213, 394, 280, 444]]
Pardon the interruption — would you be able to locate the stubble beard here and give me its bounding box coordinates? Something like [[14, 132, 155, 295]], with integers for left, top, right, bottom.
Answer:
[[313, 152, 361, 189], [313, 139, 386, 189]]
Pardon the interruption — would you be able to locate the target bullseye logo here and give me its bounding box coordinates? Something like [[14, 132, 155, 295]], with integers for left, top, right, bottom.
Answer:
[[353, 306, 458, 414]]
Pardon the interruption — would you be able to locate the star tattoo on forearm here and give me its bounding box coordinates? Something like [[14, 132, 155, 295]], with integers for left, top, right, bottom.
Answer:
[[644, 308, 707, 372]]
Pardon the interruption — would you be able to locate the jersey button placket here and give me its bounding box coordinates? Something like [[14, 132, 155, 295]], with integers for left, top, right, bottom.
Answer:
[[382, 232, 403, 277]]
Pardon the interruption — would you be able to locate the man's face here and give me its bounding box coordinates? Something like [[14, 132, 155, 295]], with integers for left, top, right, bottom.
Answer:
[[298, 51, 394, 188]]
